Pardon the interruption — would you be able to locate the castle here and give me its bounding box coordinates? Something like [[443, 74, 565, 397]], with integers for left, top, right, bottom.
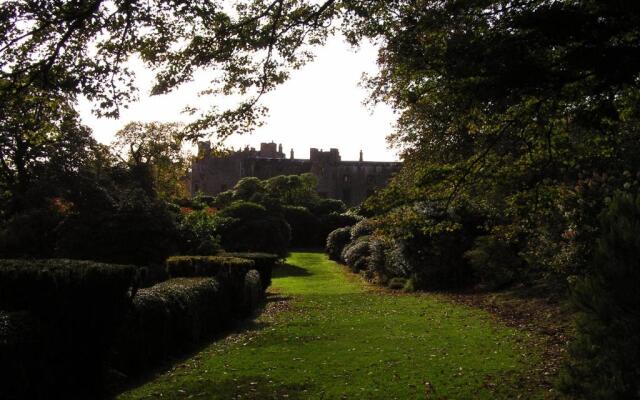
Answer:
[[190, 142, 401, 206]]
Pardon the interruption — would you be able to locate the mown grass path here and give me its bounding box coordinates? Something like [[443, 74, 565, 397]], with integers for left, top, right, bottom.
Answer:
[[118, 252, 548, 399]]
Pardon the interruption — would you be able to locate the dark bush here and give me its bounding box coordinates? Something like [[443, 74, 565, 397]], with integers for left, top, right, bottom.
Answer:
[[223, 252, 279, 290], [112, 278, 230, 376], [0, 207, 62, 258], [311, 198, 347, 216], [388, 277, 407, 290], [325, 227, 352, 261], [55, 188, 179, 266], [318, 212, 359, 244], [217, 200, 268, 220], [242, 270, 263, 314], [166, 255, 252, 278], [0, 259, 136, 399], [465, 235, 525, 290], [559, 192, 640, 399], [282, 205, 321, 247], [0, 311, 45, 400], [383, 202, 485, 290], [166, 255, 255, 315], [219, 214, 291, 257]]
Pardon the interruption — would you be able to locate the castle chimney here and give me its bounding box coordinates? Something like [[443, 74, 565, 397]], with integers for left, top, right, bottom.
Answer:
[[359, 150, 363, 162], [290, 148, 294, 159], [278, 143, 283, 154]]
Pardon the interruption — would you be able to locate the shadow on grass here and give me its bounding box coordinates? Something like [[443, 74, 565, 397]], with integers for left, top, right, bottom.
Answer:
[[106, 293, 289, 399], [160, 375, 312, 399], [273, 263, 312, 278]]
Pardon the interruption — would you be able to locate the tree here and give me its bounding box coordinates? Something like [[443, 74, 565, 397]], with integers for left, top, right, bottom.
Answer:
[[559, 192, 640, 399], [113, 121, 191, 199], [0, 0, 338, 138], [0, 81, 97, 214]]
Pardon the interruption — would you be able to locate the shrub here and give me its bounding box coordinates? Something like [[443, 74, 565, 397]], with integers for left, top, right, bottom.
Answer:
[[319, 212, 359, 244], [0, 311, 45, 400], [242, 270, 263, 314], [388, 277, 407, 290], [55, 188, 179, 266], [166, 255, 253, 278], [0, 207, 62, 258], [380, 202, 485, 290], [342, 236, 371, 272], [559, 192, 640, 399], [166, 255, 255, 316], [223, 252, 279, 290], [282, 205, 321, 247], [368, 236, 395, 282], [177, 208, 222, 255], [112, 278, 230, 376], [219, 214, 291, 257], [325, 227, 352, 262], [350, 219, 376, 240], [217, 200, 268, 220], [0, 259, 136, 399], [465, 235, 524, 290], [311, 198, 347, 216]]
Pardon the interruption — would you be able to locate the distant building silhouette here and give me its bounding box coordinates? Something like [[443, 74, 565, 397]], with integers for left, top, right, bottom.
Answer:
[[190, 141, 401, 206]]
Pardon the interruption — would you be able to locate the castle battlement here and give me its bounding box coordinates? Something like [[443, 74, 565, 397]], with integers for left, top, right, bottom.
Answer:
[[191, 141, 401, 206]]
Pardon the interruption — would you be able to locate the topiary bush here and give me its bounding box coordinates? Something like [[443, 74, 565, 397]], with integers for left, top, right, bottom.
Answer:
[[242, 270, 263, 315], [217, 201, 291, 256], [222, 252, 279, 290], [112, 278, 229, 376], [325, 226, 352, 261], [282, 205, 321, 247], [166, 255, 253, 279], [558, 192, 640, 399], [0, 259, 136, 399]]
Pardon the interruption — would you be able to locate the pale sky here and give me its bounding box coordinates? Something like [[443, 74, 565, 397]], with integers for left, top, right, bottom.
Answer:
[[77, 35, 400, 162]]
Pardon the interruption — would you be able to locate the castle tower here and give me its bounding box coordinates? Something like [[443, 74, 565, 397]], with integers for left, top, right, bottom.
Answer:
[[290, 148, 294, 159], [359, 150, 363, 162]]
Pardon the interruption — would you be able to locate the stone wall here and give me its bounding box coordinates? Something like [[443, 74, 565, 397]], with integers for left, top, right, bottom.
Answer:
[[190, 142, 401, 206]]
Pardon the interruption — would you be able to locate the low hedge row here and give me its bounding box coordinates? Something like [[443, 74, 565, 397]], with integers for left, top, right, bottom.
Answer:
[[0, 259, 137, 399], [166, 255, 254, 278], [222, 252, 279, 290], [1, 257, 269, 396], [166, 255, 254, 315], [112, 278, 230, 376]]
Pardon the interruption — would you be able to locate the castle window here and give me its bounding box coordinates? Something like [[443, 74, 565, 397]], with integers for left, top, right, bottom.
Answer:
[[343, 174, 350, 183]]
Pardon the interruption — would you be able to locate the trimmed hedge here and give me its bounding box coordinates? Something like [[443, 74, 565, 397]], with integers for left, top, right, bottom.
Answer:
[[112, 278, 230, 376], [0, 259, 136, 399], [222, 252, 279, 290], [166, 255, 253, 278], [166, 255, 255, 316]]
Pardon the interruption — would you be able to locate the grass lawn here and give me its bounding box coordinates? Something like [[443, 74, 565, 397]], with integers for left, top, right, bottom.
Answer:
[[117, 252, 550, 399]]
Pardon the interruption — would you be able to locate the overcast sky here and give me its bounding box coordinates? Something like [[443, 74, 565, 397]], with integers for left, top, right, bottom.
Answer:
[[77, 35, 399, 162]]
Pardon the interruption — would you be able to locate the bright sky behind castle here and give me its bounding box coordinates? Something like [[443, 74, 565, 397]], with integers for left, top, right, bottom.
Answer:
[[77, 35, 399, 162]]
